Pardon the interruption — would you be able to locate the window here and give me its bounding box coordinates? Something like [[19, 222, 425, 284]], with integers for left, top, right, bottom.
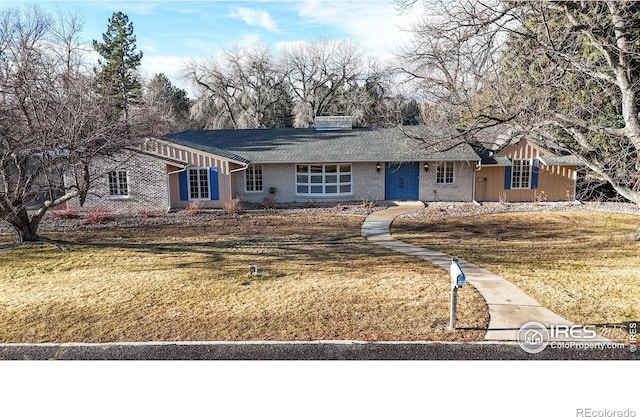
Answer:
[[436, 162, 455, 184], [511, 159, 531, 189], [189, 168, 209, 199], [296, 164, 352, 195], [246, 165, 263, 192], [108, 171, 129, 197]]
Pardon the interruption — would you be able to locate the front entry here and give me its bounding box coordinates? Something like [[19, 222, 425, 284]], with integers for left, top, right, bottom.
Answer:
[[384, 162, 419, 200]]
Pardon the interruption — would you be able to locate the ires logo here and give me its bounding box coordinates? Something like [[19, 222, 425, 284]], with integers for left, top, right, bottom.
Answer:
[[517, 322, 599, 354], [549, 324, 597, 339]]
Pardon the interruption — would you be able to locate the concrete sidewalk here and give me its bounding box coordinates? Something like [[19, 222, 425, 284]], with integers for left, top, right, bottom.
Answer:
[[361, 201, 605, 341]]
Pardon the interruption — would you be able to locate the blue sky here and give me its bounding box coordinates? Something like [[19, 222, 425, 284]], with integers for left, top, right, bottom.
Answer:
[[6, 1, 421, 91]]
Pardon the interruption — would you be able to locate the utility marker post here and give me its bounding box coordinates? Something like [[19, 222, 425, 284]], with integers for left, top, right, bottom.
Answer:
[[449, 257, 466, 330]]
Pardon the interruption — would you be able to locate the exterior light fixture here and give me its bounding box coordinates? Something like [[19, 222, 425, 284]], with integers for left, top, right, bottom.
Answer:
[[424, 162, 429, 172], [376, 162, 381, 173]]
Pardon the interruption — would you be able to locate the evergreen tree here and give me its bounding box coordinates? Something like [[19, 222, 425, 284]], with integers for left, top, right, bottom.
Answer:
[[145, 73, 192, 133], [93, 11, 143, 120]]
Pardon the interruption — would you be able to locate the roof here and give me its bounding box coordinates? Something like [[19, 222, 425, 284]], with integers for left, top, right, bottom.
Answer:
[[539, 155, 584, 166], [131, 148, 188, 168], [163, 127, 481, 164], [481, 155, 513, 167]]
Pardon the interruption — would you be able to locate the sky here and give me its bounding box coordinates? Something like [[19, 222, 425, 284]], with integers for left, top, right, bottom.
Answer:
[[3, 0, 422, 92]]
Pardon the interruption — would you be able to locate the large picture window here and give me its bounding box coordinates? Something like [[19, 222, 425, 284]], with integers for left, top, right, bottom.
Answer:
[[189, 168, 210, 199], [296, 164, 352, 196], [436, 162, 455, 184], [511, 159, 531, 189], [246, 165, 263, 192], [108, 170, 129, 197]]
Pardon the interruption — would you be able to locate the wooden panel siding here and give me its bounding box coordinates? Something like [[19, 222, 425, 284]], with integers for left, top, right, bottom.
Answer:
[[141, 138, 241, 209], [475, 166, 504, 202], [499, 140, 547, 160], [475, 140, 578, 202]]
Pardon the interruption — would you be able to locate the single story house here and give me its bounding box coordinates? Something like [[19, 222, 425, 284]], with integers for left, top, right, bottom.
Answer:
[[66, 121, 584, 213]]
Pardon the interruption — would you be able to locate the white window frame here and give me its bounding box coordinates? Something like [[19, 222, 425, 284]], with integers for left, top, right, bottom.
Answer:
[[436, 161, 455, 184], [511, 159, 532, 189], [188, 167, 210, 200], [108, 170, 129, 198], [295, 164, 353, 196], [245, 165, 263, 192]]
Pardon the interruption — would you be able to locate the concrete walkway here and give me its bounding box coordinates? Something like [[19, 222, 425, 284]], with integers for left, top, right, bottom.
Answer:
[[361, 201, 602, 341]]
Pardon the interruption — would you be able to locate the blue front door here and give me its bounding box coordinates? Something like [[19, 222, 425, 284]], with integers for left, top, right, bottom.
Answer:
[[385, 162, 419, 200]]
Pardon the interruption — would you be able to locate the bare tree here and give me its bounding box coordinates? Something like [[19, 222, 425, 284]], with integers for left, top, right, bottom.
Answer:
[[280, 39, 367, 127], [398, 0, 640, 238], [0, 6, 127, 243], [185, 40, 405, 129], [186, 44, 292, 129]]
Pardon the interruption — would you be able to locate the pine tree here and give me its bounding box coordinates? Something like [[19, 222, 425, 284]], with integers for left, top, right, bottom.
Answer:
[[93, 11, 143, 120]]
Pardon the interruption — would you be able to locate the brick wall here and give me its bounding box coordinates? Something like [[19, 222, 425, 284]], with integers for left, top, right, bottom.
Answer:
[[65, 151, 170, 214], [233, 162, 384, 204], [420, 161, 475, 202]]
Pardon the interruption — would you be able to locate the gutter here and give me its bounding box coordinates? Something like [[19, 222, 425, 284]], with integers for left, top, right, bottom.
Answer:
[[472, 160, 483, 206], [167, 165, 189, 211], [229, 163, 250, 200]]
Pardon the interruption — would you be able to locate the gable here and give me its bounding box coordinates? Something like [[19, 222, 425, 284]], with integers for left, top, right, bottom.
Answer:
[[496, 139, 555, 159]]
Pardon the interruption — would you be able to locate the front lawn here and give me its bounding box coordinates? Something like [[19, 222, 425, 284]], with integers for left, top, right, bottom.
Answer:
[[393, 210, 640, 340], [0, 214, 488, 343]]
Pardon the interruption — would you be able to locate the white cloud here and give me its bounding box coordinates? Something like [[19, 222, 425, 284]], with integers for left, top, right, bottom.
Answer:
[[297, 0, 421, 60], [229, 7, 278, 32], [138, 36, 159, 54], [139, 54, 192, 92]]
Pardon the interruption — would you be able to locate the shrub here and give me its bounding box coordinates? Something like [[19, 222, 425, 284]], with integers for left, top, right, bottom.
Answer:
[[78, 207, 113, 225], [533, 190, 547, 205], [263, 195, 276, 210], [185, 201, 204, 216], [51, 207, 80, 220], [224, 198, 242, 215], [141, 209, 161, 219], [360, 199, 376, 209]]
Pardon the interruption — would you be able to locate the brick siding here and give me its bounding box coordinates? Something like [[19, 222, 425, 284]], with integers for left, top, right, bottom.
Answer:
[[65, 152, 170, 214]]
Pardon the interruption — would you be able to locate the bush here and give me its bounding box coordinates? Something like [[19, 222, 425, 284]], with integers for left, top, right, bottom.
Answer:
[[78, 207, 113, 225], [185, 201, 204, 216], [224, 198, 242, 215], [51, 207, 80, 220], [141, 209, 161, 219], [360, 199, 376, 209], [263, 195, 277, 210]]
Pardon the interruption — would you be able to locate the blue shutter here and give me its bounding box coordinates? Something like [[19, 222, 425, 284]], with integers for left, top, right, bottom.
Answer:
[[179, 171, 189, 201], [504, 166, 512, 190], [531, 159, 539, 189], [209, 167, 219, 200]]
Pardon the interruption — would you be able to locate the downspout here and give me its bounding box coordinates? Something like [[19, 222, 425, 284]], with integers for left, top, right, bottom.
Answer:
[[573, 165, 579, 203], [472, 160, 482, 206], [167, 164, 190, 211], [229, 163, 250, 201]]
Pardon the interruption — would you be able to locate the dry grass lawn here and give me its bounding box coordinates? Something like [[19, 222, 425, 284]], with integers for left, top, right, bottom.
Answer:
[[393, 210, 640, 340], [0, 214, 488, 343]]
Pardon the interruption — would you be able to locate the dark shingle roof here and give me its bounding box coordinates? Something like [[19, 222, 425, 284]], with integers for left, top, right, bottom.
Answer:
[[164, 127, 480, 164], [539, 155, 584, 166]]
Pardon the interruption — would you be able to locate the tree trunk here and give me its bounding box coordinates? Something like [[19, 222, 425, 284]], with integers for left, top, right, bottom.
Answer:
[[5, 208, 42, 244]]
